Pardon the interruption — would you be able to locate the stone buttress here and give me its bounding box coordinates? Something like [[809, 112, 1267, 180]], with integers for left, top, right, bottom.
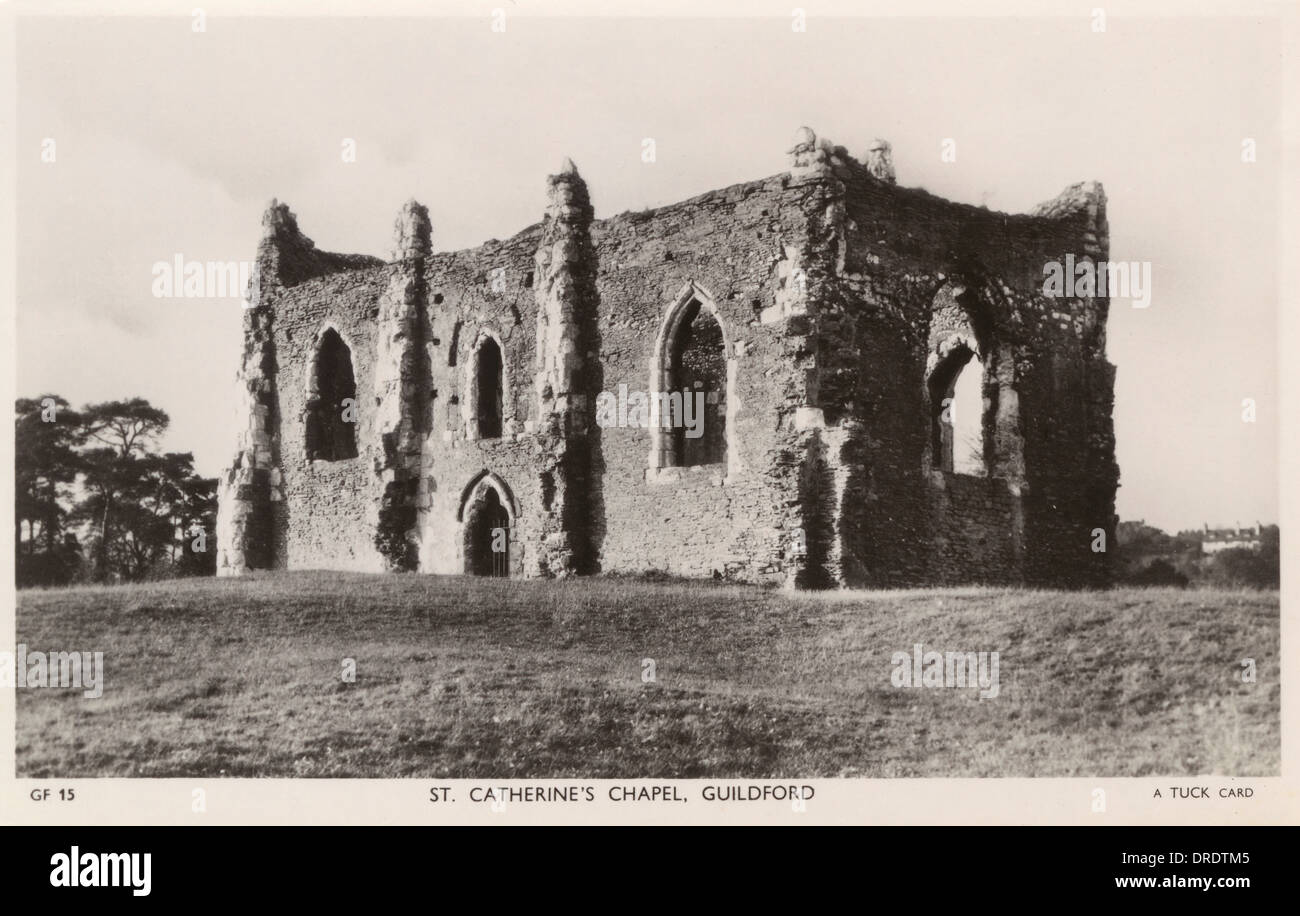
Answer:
[[530, 159, 601, 576], [215, 201, 293, 575], [371, 200, 432, 570]]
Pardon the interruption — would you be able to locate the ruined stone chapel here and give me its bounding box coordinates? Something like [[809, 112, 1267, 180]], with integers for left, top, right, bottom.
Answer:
[[215, 129, 1119, 589]]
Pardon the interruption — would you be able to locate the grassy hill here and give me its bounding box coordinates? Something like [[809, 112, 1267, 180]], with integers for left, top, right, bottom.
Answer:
[[15, 572, 1279, 778]]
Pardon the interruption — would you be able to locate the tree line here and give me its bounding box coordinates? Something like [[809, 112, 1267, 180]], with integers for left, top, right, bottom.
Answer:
[[15, 396, 217, 587]]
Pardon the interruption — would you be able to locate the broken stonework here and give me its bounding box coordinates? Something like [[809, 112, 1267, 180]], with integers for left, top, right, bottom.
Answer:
[[391, 199, 432, 262], [864, 138, 895, 184], [216, 132, 1118, 589]]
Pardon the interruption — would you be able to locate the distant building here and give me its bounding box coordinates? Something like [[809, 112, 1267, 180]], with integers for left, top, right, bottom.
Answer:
[[1200, 523, 1262, 554]]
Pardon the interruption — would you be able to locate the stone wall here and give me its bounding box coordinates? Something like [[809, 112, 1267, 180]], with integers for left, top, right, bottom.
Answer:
[[415, 215, 545, 577], [216, 133, 1117, 589], [822, 140, 1116, 587], [585, 173, 814, 585], [274, 264, 390, 572]]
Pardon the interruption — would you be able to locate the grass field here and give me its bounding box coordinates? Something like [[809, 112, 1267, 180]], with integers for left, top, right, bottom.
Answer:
[[14, 572, 1280, 778]]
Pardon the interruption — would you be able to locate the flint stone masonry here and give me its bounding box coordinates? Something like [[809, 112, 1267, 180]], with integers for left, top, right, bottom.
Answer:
[[216, 130, 1118, 588]]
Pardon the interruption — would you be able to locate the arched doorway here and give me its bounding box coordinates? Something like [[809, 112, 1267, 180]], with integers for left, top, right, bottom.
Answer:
[[463, 485, 510, 577]]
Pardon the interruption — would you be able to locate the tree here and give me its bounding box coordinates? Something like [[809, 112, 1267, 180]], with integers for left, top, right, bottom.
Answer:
[[75, 399, 169, 580], [14, 396, 85, 585], [1129, 558, 1189, 588], [1204, 529, 1279, 589], [1116, 520, 1177, 555], [74, 450, 218, 582], [16, 394, 218, 585], [99, 453, 193, 580], [173, 467, 219, 577]]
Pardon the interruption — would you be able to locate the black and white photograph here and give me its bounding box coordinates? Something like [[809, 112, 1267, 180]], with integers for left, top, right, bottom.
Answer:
[[2, 0, 1293, 843]]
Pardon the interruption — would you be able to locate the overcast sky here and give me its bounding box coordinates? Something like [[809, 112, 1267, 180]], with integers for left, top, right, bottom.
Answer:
[[15, 13, 1281, 534]]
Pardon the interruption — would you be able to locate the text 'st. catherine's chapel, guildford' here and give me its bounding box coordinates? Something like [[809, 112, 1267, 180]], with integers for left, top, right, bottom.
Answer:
[[214, 129, 1119, 589]]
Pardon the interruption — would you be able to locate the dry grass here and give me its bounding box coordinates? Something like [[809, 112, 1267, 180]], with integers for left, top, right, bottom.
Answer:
[[15, 572, 1279, 778]]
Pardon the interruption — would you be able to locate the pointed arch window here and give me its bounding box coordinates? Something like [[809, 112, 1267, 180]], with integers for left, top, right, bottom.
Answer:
[[651, 286, 730, 472], [928, 344, 986, 476], [470, 336, 504, 440], [305, 328, 358, 461]]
